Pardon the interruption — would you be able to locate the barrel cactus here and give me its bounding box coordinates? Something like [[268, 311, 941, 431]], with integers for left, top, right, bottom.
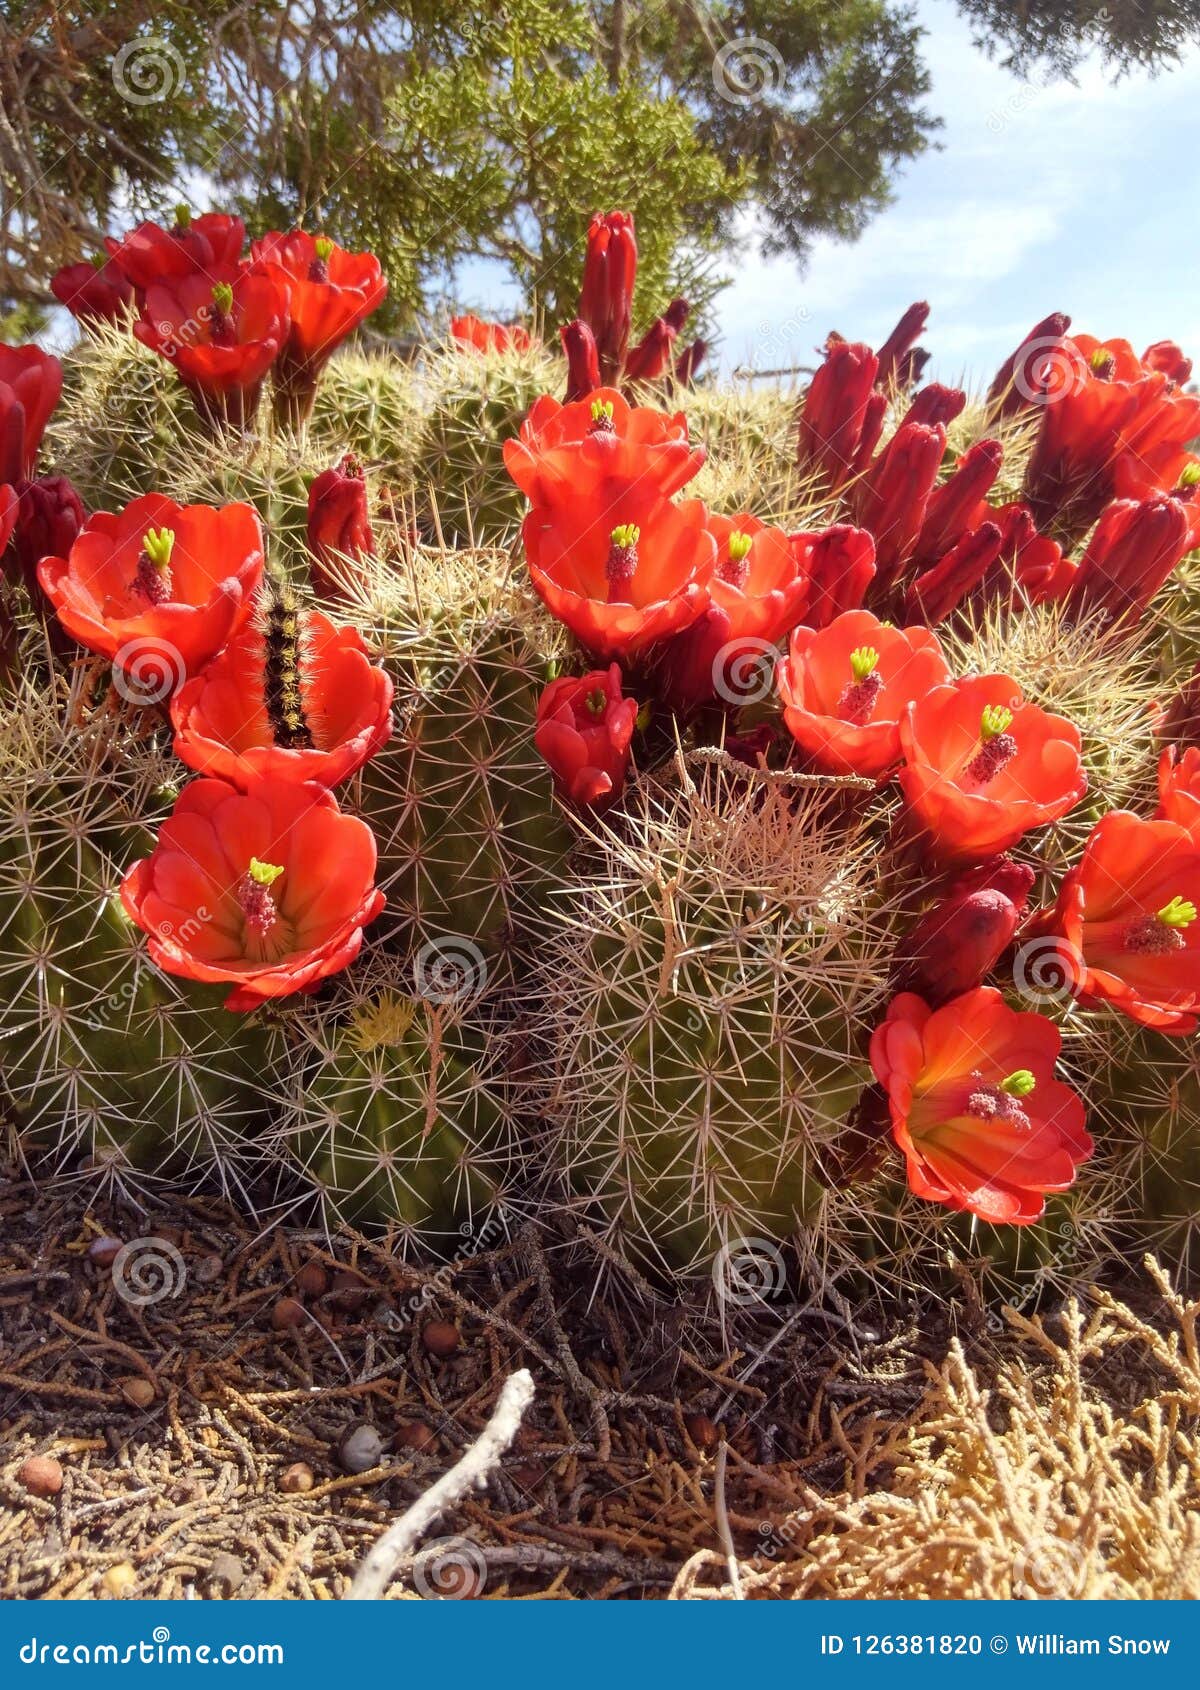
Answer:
[[525, 759, 904, 1287], [354, 548, 573, 978], [0, 688, 273, 1203], [267, 954, 519, 1252]]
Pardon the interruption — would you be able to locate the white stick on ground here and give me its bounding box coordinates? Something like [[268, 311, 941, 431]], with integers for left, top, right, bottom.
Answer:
[[347, 1368, 535, 1600]]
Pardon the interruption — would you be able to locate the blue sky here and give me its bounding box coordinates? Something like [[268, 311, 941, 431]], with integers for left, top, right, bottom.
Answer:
[[452, 0, 1200, 388], [717, 0, 1200, 386]]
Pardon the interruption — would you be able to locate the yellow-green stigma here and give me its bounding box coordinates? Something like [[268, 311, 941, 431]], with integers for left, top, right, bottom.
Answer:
[[133, 527, 176, 603], [248, 857, 285, 887], [211, 282, 234, 316], [850, 646, 879, 682], [142, 528, 175, 571], [607, 524, 641, 602], [590, 399, 616, 433], [980, 704, 1014, 742], [999, 1069, 1036, 1098], [1157, 895, 1196, 929], [719, 529, 754, 587]]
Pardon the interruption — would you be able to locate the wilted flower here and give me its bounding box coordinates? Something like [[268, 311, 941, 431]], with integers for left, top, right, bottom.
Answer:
[[869, 987, 1092, 1224]]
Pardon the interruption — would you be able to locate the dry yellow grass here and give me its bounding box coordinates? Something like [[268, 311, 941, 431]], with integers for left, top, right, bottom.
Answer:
[[673, 1259, 1200, 1599]]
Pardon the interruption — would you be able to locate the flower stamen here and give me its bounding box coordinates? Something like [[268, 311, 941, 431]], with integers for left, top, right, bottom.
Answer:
[[836, 646, 882, 724], [309, 235, 333, 283], [1125, 894, 1196, 953], [589, 399, 616, 435], [717, 529, 754, 588], [606, 523, 640, 604], [237, 857, 284, 935], [132, 526, 175, 604], [963, 703, 1017, 785]]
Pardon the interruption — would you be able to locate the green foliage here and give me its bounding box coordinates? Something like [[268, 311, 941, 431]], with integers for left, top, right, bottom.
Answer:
[[956, 0, 1200, 76]]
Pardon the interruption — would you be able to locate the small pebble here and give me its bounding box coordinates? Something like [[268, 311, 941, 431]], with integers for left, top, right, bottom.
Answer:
[[279, 1461, 315, 1494], [118, 1376, 156, 1409], [87, 1236, 122, 1268], [422, 1319, 461, 1358], [204, 1552, 245, 1597], [296, 1261, 328, 1297], [394, 1419, 438, 1454], [194, 1253, 225, 1285], [338, 1423, 384, 1474], [329, 1271, 371, 1313], [271, 1297, 306, 1332], [19, 1456, 63, 1498], [101, 1562, 137, 1598], [684, 1413, 721, 1452]]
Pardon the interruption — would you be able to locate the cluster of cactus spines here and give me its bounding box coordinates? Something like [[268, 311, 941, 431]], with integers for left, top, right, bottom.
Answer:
[[524, 759, 906, 1286], [353, 547, 573, 972], [684, 384, 809, 529], [0, 686, 273, 1206], [1061, 1013, 1200, 1283], [408, 337, 563, 542], [266, 954, 519, 1252]]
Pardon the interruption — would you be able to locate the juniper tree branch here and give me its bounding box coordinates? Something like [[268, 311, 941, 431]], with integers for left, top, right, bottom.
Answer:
[[347, 1368, 535, 1599]]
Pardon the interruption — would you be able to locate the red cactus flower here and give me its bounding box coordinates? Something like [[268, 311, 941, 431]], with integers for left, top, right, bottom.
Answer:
[[799, 525, 877, 629], [504, 389, 705, 513], [776, 608, 949, 779], [37, 494, 263, 694], [1024, 333, 1200, 538], [449, 314, 531, 355], [135, 267, 290, 432], [307, 455, 375, 601], [578, 211, 637, 386], [624, 299, 689, 385], [171, 610, 393, 790], [1142, 340, 1193, 385], [6, 475, 86, 597], [112, 210, 246, 292], [0, 483, 16, 555], [852, 420, 947, 598], [899, 383, 966, 431], [521, 496, 715, 660], [120, 776, 384, 1012], [904, 522, 1005, 626], [796, 340, 880, 490], [869, 988, 1092, 1224], [898, 675, 1086, 863], [51, 241, 135, 327], [875, 301, 930, 389], [534, 662, 637, 809], [894, 857, 1035, 1005], [1032, 810, 1200, 1032], [1157, 744, 1200, 835], [912, 438, 1004, 568], [656, 514, 811, 712], [561, 319, 601, 403], [250, 230, 386, 427], [0, 345, 63, 482], [986, 312, 1072, 418], [1064, 495, 1192, 628]]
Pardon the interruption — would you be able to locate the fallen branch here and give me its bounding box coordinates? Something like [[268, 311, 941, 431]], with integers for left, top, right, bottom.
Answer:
[[347, 1369, 535, 1600]]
